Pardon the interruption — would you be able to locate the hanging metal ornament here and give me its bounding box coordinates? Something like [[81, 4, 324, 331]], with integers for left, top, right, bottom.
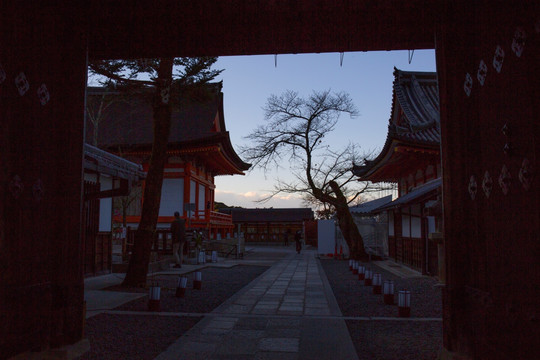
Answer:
[[518, 158, 533, 191], [32, 179, 44, 202], [408, 49, 415, 64], [511, 27, 526, 58], [160, 85, 170, 104], [468, 175, 478, 200], [464, 73, 473, 97], [477, 59, 488, 86], [503, 143, 513, 156], [9, 175, 24, 199], [492, 45, 505, 73], [498, 165, 512, 195], [37, 84, 50, 106], [15, 72, 29, 96], [482, 171, 493, 198], [0, 62, 6, 84], [501, 123, 511, 137]]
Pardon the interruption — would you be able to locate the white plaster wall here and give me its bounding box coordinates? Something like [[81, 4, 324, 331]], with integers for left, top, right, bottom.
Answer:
[[84, 173, 97, 183], [317, 219, 336, 255], [99, 175, 113, 232], [411, 216, 422, 238], [159, 178, 184, 217], [427, 216, 436, 234], [402, 215, 411, 237], [189, 180, 196, 218]]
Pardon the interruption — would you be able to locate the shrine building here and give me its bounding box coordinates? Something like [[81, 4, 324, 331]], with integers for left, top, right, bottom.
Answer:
[[85, 83, 250, 240], [353, 69, 442, 276]]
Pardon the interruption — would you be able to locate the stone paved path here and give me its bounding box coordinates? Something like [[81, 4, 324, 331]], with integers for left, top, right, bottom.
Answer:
[[154, 249, 358, 360]]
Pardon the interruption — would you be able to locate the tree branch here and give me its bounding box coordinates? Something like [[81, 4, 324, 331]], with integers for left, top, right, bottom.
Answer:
[[89, 63, 155, 86]]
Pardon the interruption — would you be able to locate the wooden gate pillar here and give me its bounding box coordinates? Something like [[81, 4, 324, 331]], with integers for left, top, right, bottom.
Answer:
[[0, 4, 88, 357], [437, 2, 539, 358]]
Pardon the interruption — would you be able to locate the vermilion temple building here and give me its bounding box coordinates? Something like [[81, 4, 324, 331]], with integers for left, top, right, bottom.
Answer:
[[353, 69, 442, 276], [85, 83, 250, 240]]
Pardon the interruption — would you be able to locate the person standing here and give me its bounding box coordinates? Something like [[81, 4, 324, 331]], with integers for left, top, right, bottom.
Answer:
[[295, 230, 302, 254], [283, 229, 290, 246], [170, 211, 186, 268]]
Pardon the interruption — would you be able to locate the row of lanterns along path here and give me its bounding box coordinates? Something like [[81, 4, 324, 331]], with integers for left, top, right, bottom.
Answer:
[[147, 271, 203, 312], [349, 259, 411, 317]]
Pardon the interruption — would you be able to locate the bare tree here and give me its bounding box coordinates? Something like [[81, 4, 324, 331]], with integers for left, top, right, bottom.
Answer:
[[243, 90, 389, 260], [113, 183, 142, 227], [89, 57, 222, 286], [299, 148, 393, 219], [86, 86, 115, 146]]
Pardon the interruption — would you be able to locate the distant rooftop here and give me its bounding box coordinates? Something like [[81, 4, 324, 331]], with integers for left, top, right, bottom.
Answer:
[[349, 195, 393, 215], [377, 178, 441, 211], [219, 208, 314, 222]]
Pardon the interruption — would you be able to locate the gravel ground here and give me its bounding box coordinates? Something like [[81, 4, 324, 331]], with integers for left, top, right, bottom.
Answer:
[[78, 314, 201, 360], [320, 259, 442, 318], [113, 265, 269, 313], [345, 320, 442, 360], [320, 259, 442, 360], [78, 265, 268, 359]]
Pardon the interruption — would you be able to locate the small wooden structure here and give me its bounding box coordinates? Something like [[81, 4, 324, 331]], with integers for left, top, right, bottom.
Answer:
[[83, 144, 144, 276]]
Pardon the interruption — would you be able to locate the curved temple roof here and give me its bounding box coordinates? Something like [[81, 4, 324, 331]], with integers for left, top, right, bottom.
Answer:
[[353, 69, 439, 181], [391, 68, 439, 144], [86, 83, 250, 175]]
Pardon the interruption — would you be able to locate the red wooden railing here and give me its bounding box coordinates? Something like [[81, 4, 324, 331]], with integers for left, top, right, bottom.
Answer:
[[118, 211, 232, 226], [210, 211, 232, 224]]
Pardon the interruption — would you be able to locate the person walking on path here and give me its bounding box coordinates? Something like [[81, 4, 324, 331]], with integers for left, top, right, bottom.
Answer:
[[295, 229, 302, 254], [170, 211, 186, 268], [283, 229, 290, 246]]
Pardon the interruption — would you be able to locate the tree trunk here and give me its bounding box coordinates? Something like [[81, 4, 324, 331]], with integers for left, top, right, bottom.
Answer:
[[329, 181, 369, 261], [122, 58, 174, 286]]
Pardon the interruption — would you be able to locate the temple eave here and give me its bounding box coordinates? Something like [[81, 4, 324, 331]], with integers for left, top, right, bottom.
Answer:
[[358, 147, 439, 183]]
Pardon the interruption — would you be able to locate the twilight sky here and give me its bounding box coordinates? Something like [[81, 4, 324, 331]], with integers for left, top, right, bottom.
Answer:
[[213, 50, 437, 208]]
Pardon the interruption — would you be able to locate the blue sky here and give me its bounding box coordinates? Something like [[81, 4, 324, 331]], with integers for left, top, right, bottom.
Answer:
[[213, 50, 437, 208]]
